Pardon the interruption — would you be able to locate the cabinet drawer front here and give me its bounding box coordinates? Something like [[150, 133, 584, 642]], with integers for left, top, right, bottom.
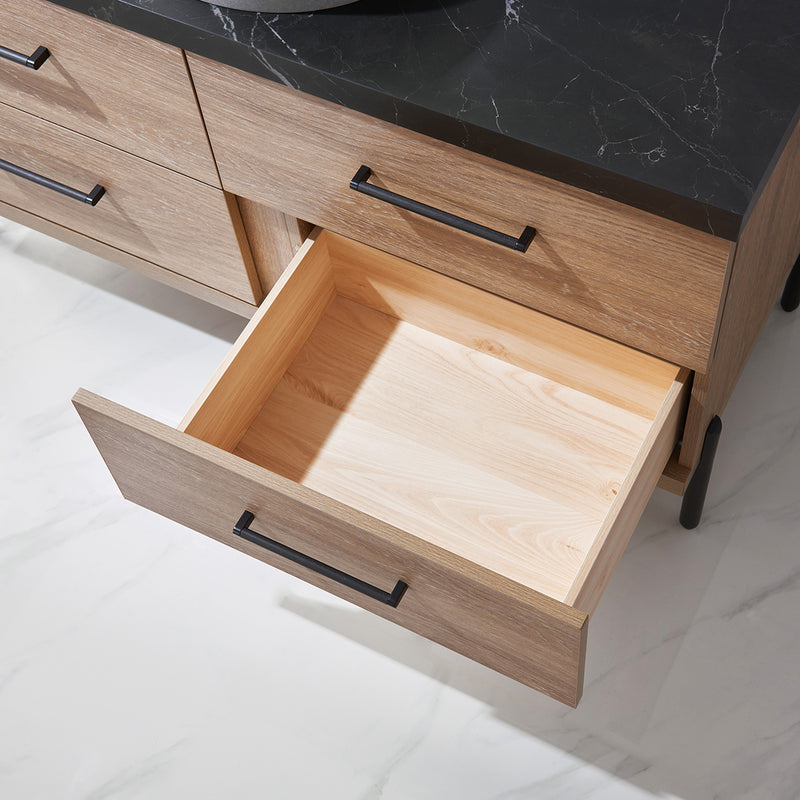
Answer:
[[75, 230, 689, 706], [188, 54, 732, 373], [73, 390, 588, 707], [0, 0, 218, 185], [0, 198, 257, 318], [0, 103, 260, 304]]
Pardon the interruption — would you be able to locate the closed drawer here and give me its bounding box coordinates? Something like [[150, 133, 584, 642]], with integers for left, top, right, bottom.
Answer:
[[0, 0, 218, 185], [188, 53, 732, 373], [0, 198, 259, 318], [0, 102, 261, 305], [74, 229, 688, 706]]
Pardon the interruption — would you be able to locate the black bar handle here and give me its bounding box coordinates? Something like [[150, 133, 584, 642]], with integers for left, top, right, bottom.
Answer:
[[0, 44, 50, 70], [0, 157, 105, 206], [233, 511, 408, 607], [350, 165, 536, 252]]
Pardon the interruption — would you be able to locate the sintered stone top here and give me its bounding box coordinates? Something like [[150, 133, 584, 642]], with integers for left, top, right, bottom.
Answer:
[[50, 0, 800, 238]]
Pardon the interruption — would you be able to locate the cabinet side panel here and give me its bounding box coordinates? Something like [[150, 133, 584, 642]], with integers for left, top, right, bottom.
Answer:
[[680, 117, 800, 470], [568, 370, 689, 613], [179, 232, 336, 451]]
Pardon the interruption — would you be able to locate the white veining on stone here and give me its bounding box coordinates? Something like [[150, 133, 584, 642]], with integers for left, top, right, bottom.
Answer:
[[523, 15, 753, 193], [209, 5, 239, 42], [440, 1, 470, 43], [491, 96, 505, 133], [2, 218, 800, 798], [263, 14, 301, 58], [250, 47, 298, 88], [504, 0, 521, 27], [691, 0, 732, 135]]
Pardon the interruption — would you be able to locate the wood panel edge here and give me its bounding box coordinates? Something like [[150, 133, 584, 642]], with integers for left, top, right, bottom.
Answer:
[[179, 47, 224, 189], [235, 196, 311, 294], [658, 450, 691, 495], [223, 191, 266, 305]]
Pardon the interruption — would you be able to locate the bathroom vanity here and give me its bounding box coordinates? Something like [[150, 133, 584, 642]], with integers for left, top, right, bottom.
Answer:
[[1, 0, 798, 706]]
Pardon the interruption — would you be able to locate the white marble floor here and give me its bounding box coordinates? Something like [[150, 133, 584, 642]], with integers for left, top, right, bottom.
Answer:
[[2, 217, 799, 800]]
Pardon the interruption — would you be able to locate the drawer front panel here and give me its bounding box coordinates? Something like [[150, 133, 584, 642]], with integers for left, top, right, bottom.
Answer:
[[73, 389, 589, 707], [188, 55, 733, 373], [0, 103, 260, 304], [0, 0, 218, 185]]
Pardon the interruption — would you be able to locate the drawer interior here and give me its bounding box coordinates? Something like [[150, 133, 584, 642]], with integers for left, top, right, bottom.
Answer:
[[179, 229, 686, 609]]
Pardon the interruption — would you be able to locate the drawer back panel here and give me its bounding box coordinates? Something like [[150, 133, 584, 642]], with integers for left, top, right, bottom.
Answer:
[[187, 54, 733, 373]]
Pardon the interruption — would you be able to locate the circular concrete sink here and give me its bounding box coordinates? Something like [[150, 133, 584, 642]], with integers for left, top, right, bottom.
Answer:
[[199, 0, 358, 11]]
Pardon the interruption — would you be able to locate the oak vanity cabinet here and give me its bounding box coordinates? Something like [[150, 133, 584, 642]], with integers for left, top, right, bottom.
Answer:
[[14, 2, 795, 707], [0, 0, 265, 313], [72, 50, 737, 706]]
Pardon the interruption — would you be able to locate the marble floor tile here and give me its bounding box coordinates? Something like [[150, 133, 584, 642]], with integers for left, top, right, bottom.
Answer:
[[1, 218, 799, 799]]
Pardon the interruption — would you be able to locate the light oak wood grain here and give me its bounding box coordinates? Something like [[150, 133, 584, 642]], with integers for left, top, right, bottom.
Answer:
[[680, 114, 800, 471], [183, 228, 684, 606], [73, 388, 589, 706], [234, 295, 659, 601], [187, 53, 732, 372], [0, 0, 219, 185], [236, 379, 603, 601], [0, 102, 261, 303], [236, 197, 313, 292], [567, 369, 689, 613], [326, 232, 681, 419], [0, 199, 257, 317], [179, 231, 335, 449], [243, 294, 653, 516]]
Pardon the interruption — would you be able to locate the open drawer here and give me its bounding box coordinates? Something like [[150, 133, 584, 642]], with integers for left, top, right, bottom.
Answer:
[[73, 230, 688, 706]]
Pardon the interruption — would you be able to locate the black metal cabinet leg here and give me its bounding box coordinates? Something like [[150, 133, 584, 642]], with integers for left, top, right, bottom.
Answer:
[[781, 253, 800, 312], [680, 415, 723, 529]]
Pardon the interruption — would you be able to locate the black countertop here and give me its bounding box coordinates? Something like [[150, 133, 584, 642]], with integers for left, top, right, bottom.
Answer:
[[49, 0, 800, 240]]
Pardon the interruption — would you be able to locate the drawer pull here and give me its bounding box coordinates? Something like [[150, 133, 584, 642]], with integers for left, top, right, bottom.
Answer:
[[0, 44, 50, 70], [350, 165, 536, 252], [234, 510, 408, 607], [0, 158, 105, 206]]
